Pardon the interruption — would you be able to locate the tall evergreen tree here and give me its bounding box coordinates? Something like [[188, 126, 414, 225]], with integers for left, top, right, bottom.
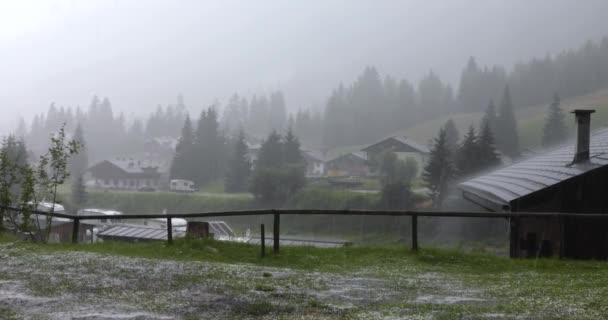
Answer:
[[443, 118, 460, 152], [170, 115, 195, 180], [482, 100, 498, 139], [477, 120, 501, 171], [225, 129, 251, 193], [283, 127, 304, 164], [422, 128, 454, 208], [250, 130, 306, 204], [68, 124, 88, 178], [496, 85, 519, 157], [456, 125, 479, 177], [193, 108, 226, 185], [255, 131, 283, 168], [541, 93, 568, 148]]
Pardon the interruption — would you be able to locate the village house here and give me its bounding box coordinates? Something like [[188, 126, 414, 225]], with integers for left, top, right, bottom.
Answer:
[[460, 110, 608, 259], [302, 149, 326, 177], [325, 152, 369, 177], [361, 136, 429, 175], [87, 157, 165, 191]]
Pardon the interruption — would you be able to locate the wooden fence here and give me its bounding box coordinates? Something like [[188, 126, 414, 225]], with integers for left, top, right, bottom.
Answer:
[[3, 206, 608, 254]]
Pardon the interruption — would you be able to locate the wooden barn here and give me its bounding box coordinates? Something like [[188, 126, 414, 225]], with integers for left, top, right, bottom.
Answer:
[[326, 152, 369, 177], [361, 136, 429, 175], [88, 158, 163, 191], [460, 110, 608, 259]]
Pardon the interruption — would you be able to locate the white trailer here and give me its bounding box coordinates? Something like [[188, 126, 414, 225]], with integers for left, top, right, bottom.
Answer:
[[169, 179, 196, 193]]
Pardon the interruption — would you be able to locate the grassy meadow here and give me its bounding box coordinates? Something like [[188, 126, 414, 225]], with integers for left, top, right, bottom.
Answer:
[[1, 233, 607, 319]]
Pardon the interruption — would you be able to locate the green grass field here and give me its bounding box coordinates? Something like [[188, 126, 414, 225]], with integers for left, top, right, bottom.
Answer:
[[1, 233, 607, 319]]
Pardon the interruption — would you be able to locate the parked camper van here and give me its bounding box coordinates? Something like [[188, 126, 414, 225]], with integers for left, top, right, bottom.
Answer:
[[169, 179, 196, 193]]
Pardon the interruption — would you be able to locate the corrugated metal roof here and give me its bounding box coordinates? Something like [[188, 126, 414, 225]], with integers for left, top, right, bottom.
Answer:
[[98, 225, 185, 241], [459, 128, 608, 207]]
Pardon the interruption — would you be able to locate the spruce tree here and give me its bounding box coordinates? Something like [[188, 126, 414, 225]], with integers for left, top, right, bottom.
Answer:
[[282, 127, 306, 196], [170, 115, 195, 180], [482, 100, 498, 138], [496, 85, 519, 157], [250, 130, 306, 204], [443, 118, 460, 152], [250, 131, 285, 204], [422, 128, 454, 208], [68, 124, 88, 178], [283, 127, 304, 164], [477, 120, 501, 171], [541, 93, 568, 148], [256, 131, 283, 168], [456, 125, 479, 177], [225, 129, 251, 193]]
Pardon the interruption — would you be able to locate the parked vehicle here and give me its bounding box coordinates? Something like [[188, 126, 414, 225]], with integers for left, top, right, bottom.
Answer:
[[169, 179, 196, 193]]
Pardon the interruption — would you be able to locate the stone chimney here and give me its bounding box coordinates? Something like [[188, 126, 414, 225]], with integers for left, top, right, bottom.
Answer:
[[572, 109, 595, 163]]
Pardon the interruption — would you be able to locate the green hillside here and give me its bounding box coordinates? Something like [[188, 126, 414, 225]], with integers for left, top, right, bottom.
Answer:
[[403, 88, 608, 150]]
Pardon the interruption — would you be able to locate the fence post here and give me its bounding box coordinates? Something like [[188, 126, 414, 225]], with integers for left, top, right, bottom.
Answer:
[[411, 214, 418, 252], [260, 224, 266, 258], [72, 217, 80, 244], [167, 217, 173, 245], [273, 211, 280, 254]]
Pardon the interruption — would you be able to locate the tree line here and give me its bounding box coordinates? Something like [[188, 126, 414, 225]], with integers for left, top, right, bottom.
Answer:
[[321, 37, 608, 148], [423, 90, 570, 208], [16, 36, 604, 173]]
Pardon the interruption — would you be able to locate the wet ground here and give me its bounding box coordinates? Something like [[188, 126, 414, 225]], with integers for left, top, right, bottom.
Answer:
[[3, 241, 604, 319], [0, 242, 496, 319]]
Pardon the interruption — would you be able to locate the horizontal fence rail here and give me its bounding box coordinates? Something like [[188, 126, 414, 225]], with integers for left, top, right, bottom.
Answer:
[[2, 205, 608, 254], [3, 206, 608, 220]]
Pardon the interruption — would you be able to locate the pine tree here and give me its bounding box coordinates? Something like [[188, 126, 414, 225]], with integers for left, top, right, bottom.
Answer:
[[250, 131, 285, 204], [250, 130, 306, 204], [68, 124, 88, 178], [256, 131, 283, 168], [456, 125, 479, 177], [282, 127, 306, 195], [225, 129, 251, 193], [283, 127, 303, 164], [193, 108, 225, 185], [422, 128, 454, 208], [496, 85, 519, 157], [482, 100, 498, 138], [541, 93, 568, 148], [443, 118, 460, 152], [170, 115, 195, 180], [477, 120, 501, 171]]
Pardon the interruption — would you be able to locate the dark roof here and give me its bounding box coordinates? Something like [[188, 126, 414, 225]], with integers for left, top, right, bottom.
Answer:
[[361, 136, 430, 154], [326, 151, 367, 164], [459, 129, 608, 208], [107, 158, 160, 174]]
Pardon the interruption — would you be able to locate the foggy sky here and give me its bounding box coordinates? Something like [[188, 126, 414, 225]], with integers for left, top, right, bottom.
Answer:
[[2, 0, 608, 134]]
